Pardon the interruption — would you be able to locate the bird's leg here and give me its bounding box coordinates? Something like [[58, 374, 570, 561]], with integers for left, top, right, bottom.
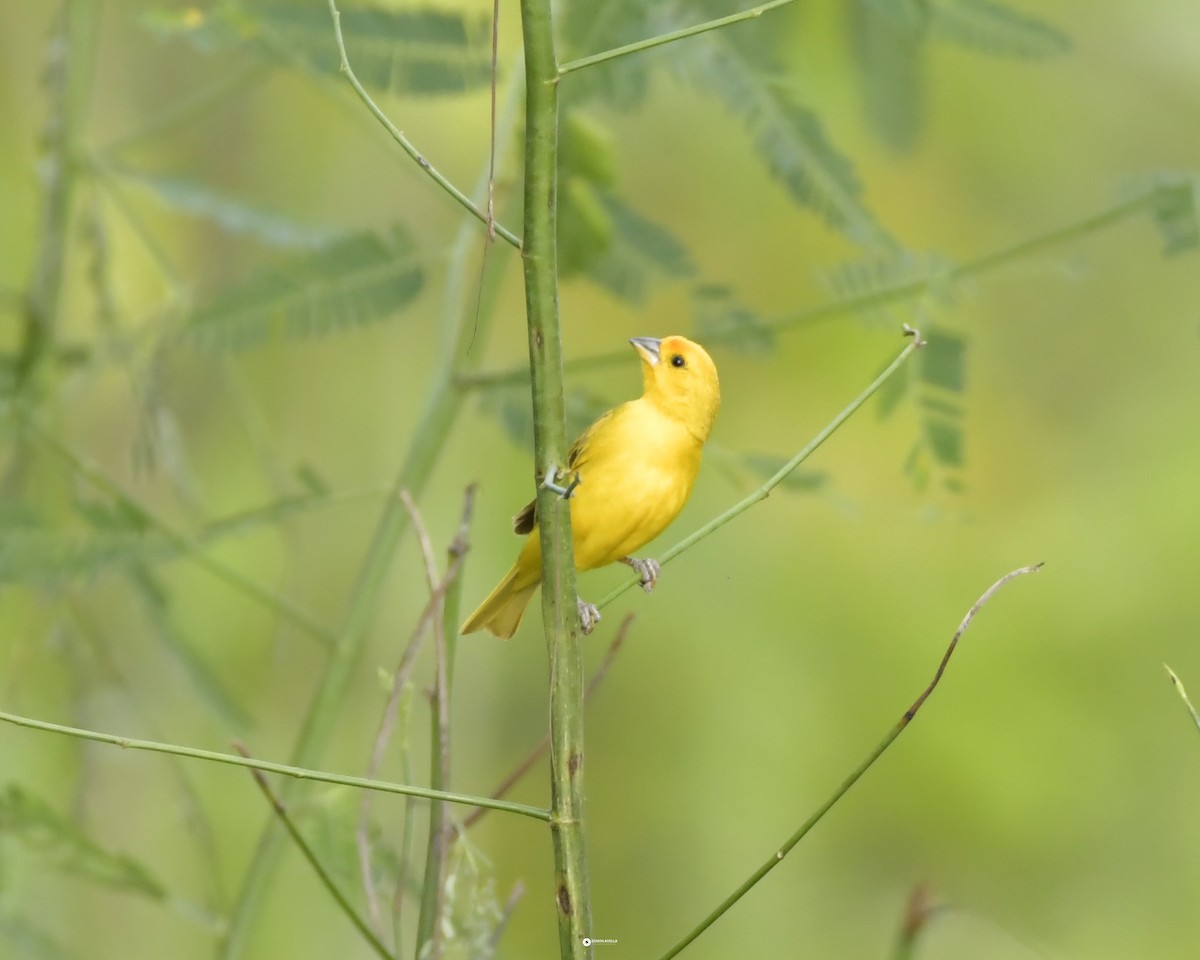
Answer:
[[542, 463, 582, 500], [621, 556, 661, 594], [577, 596, 601, 635]]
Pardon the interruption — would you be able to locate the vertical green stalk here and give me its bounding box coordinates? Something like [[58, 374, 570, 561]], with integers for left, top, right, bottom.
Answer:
[[220, 70, 524, 960], [517, 2, 592, 957], [17, 0, 96, 393]]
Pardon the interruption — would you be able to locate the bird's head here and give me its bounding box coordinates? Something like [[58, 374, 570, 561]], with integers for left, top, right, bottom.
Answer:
[[630, 335, 721, 441]]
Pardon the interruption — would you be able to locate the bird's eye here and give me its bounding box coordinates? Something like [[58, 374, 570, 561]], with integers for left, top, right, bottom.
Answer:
[[670, 354, 686, 368]]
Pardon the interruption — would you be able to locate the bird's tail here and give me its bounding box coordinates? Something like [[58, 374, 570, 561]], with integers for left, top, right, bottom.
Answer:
[[460, 566, 539, 639]]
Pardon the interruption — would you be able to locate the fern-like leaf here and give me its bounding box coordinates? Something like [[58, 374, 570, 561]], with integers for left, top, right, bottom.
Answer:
[[692, 285, 774, 355], [822, 251, 957, 326], [124, 171, 337, 249], [672, 29, 892, 248], [929, 0, 1069, 59], [586, 194, 695, 303], [145, 3, 492, 95], [185, 226, 423, 350], [1148, 175, 1200, 256], [0, 785, 167, 899], [850, 0, 928, 151]]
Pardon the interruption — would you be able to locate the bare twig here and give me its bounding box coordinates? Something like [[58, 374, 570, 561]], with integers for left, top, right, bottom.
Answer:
[[654, 563, 1043, 960], [355, 488, 475, 935], [232, 742, 396, 960], [461, 613, 635, 832], [481, 881, 526, 959]]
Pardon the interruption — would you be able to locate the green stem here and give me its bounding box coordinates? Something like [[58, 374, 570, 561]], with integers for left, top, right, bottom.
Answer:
[[597, 329, 923, 611], [326, 0, 520, 249], [558, 0, 799, 75], [0, 707, 549, 820], [22, 413, 336, 645], [238, 750, 397, 960], [16, 0, 97, 391], [219, 53, 526, 960], [653, 565, 1041, 960], [1165, 664, 1200, 733], [413, 490, 474, 960], [519, 1, 593, 957]]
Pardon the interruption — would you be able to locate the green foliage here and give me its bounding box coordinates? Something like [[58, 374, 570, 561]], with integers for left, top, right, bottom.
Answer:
[[1149, 175, 1200, 255], [185, 225, 424, 350], [0, 785, 166, 900], [692, 285, 775, 355], [557, 110, 695, 302], [122, 171, 338, 249], [850, 0, 1068, 149], [561, 4, 891, 247], [0, 916, 75, 960], [145, 2, 493, 95]]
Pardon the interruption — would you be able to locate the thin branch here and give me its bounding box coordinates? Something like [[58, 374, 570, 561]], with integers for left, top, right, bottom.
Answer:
[[520, 0, 594, 953], [356, 489, 472, 934], [233, 743, 396, 960], [460, 613, 635, 832], [220, 41, 526, 960], [1165, 664, 1200, 733], [892, 883, 937, 960], [482, 881, 526, 959], [597, 326, 923, 611], [412, 487, 477, 960], [558, 0, 799, 76], [325, 0, 520, 249], [19, 411, 336, 645], [654, 563, 1043, 960], [0, 708, 549, 820]]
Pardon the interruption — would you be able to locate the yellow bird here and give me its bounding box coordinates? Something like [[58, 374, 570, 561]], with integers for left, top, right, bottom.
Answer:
[[461, 335, 721, 638]]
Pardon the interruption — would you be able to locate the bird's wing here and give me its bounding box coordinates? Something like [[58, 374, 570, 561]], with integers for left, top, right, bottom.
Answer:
[[510, 407, 617, 536]]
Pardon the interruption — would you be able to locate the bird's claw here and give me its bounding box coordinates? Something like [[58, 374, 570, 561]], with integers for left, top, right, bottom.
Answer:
[[621, 556, 660, 594], [542, 463, 582, 500], [577, 597, 601, 635]]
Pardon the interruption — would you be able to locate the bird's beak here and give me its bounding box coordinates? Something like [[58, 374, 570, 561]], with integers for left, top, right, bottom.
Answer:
[[629, 337, 662, 366]]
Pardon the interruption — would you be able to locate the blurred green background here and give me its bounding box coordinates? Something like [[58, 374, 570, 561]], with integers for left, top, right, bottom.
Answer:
[[3, 1, 1200, 958]]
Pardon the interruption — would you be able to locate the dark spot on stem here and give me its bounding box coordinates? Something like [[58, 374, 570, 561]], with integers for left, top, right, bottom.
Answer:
[[568, 752, 582, 777], [557, 885, 572, 915]]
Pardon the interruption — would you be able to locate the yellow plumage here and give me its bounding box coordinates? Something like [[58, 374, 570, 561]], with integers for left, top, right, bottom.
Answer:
[[461, 335, 720, 638]]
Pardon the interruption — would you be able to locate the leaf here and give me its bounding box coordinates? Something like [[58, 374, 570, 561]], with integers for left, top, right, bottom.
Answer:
[[822, 252, 957, 326], [922, 414, 963, 467], [146, 4, 493, 95], [0, 490, 335, 586], [0, 916, 76, 960], [185, 225, 424, 351], [920, 327, 967, 393], [929, 0, 1070, 60], [672, 28, 892, 248], [850, 0, 928, 151], [560, 0, 656, 109], [0, 785, 167, 900], [1149, 176, 1200, 256], [692, 285, 774, 355], [741, 455, 827, 493], [127, 565, 252, 729], [586, 194, 695, 303], [482, 388, 607, 454], [123, 171, 338, 249]]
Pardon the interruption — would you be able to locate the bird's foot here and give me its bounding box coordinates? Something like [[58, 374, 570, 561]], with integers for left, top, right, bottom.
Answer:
[[621, 556, 661, 594], [577, 597, 601, 635], [542, 463, 582, 500]]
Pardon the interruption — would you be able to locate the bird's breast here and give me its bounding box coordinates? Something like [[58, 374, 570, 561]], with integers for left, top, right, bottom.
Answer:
[[568, 404, 703, 570]]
